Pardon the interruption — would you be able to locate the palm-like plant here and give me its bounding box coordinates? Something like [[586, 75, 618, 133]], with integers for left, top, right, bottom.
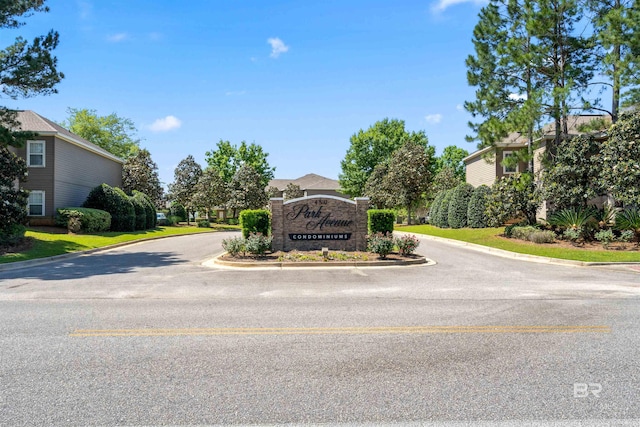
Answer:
[[548, 207, 596, 230], [615, 208, 640, 245]]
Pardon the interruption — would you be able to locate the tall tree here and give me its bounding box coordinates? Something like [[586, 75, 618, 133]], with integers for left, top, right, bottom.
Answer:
[[0, 1, 63, 244], [339, 118, 432, 197], [168, 155, 202, 224], [191, 168, 229, 219], [587, 0, 640, 121], [60, 108, 140, 159], [226, 164, 268, 217], [435, 145, 469, 179], [205, 140, 275, 188], [121, 149, 164, 207], [283, 182, 304, 201]]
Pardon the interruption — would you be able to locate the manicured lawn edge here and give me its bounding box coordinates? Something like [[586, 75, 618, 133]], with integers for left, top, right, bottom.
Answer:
[[398, 225, 640, 263], [0, 226, 231, 265]]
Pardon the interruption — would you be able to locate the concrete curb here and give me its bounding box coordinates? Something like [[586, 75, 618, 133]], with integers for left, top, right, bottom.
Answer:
[[208, 252, 434, 269], [395, 231, 640, 269], [0, 232, 218, 273]]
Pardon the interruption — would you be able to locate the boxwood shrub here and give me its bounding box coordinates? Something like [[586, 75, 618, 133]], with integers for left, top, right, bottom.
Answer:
[[467, 185, 491, 228], [83, 183, 135, 231], [447, 183, 475, 229], [56, 207, 111, 232], [429, 191, 445, 226], [129, 195, 147, 230], [367, 209, 395, 234], [239, 209, 271, 238], [133, 190, 156, 229], [433, 189, 453, 228]]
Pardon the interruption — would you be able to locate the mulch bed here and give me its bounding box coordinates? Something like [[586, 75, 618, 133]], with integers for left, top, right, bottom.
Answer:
[[219, 251, 423, 263], [496, 235, 639, 252]]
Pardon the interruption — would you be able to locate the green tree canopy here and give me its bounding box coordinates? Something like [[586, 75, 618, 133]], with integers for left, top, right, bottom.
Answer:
[[122, 149, 164, 207], [435, 145, 469, 179], [60, 108, 141, 159], [601, 111, 640, 206], [339, 118, 432, 197], [283, 182, 304, 201], [191, 168, 229, 219], [168, 155, 202, 223], [205, 140, 275, 189], [226, 164, 269, 216]]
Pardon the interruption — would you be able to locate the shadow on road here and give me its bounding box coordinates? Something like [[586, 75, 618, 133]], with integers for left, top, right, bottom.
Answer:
[[0, 251, 186, 281]]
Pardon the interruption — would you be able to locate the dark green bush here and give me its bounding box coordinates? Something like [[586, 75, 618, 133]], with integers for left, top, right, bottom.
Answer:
[[239, 209, 270, 238], [367, 232, 395, 259], [0, 224, 26, 246], [368, 209, 396, 234], [244, 232, 272, 257], [433, 189, 453, 228], [197, 219, 210, 228], [429, 191, 445, 225], [467, 185, 491, 228], [448, 183, 474, 229], [227, 218, 239, 225], [56, 207, 111, 232], [129, 196, 147, 230], [133, 191, 156, 229], [83, 184, 135, 231], [170, 203, 187, 222]]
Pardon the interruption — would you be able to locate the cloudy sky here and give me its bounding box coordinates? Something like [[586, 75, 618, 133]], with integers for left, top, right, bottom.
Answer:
[[5, 0, 489, 187]]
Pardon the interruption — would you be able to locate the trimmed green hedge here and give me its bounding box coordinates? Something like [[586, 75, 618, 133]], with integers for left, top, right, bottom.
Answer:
[[368, 209, 396, 234], [133, 191, 157, 229], [83, 184, 135, 231], [429, 191, 445, 226], [467, 185, 491, 228], [239, 209, 271, 238], [448, 183, 474, 229], [130, 196, 147, 230], [56, 207, 111, 232], [432, 189, 453, 228]]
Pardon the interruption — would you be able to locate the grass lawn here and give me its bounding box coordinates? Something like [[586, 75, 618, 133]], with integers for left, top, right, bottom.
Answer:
[[399, 224, 640, 263], [0, 225, 230, 264]]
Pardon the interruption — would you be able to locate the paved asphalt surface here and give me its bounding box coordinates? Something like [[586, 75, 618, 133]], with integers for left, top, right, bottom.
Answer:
[[1, 231, 639, 426]]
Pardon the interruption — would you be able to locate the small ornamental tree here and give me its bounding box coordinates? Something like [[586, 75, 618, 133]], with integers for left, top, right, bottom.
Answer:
[[191, 168, 228, 220], [467, 185, 491, 228], [168, 155, 202, 224], [283, 182, 304, 201], [602, 111, 640, 206], [433, 189, 454, 228], [447, 183, 474, 229], [428, 191, 445, 226], [0, 146, 28, 244], [486, 173, 540, 227], [226, 164, 268, 217], [122, 149, 164, 207]]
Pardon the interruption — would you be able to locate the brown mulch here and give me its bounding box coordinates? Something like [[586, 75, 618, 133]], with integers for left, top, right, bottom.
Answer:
[[219, 251, 423, 263], [496, 235, 639, 252]]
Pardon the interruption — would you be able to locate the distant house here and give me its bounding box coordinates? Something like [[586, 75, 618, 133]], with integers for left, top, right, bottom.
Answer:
[[463, 115, 609, 218], [9, 110, 124, 225], [268, 173, 345, 199]]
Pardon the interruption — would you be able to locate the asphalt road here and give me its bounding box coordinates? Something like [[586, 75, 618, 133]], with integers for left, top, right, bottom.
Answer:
[[1, 231, 639, 426]]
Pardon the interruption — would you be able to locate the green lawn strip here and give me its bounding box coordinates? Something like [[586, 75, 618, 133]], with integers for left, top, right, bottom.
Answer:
[[0, 226, 216, 264], [399, 225, 640, 263]]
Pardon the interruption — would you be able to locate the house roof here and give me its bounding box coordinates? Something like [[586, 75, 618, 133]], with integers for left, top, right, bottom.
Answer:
[[14, 110, 124, 164], [268, 173, 341, 191], [463, 115, 609, 163]]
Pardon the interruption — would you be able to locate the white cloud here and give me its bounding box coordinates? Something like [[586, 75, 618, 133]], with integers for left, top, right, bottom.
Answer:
[[509, 93, 528, 101], [267, 37, 289, 58], [432, 0, 488, 12], [149, 116, 182, 132], [425, 114, 443, 124], [456, 104, 464, 112], [107, 32, 129, 42]]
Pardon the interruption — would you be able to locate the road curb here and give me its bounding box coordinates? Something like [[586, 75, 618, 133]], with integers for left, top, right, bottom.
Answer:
[[396, 231, 640, 268]]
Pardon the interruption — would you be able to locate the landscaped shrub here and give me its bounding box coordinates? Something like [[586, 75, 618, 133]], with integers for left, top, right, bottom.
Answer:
[[395, 234, 420, 256], [56, 207, 111, 233], [448, 183, 474, 229], [197, 219, 210, 228], [594, 229, 615, 249], [433, 189, 454, 228], [367, 232, 395, 259], [467, 185, 491, 228], [511, 226, 539, 241], [227, 218, 239, 225], [615, 208, 640, 245], [429, 191, 445, 225], [222, 236, 245, 257], [83, 184, 135, 231], [509, 225, 554, 244], [486, 173, 541, 227], [548, 207, 596, 243], [170, 203, 187, 222], [129, 195, 147, 230], [0, 224, 26, 246], [244, 232, 272, 257], [133, 191, 156, 229], [165, 215, 180, 226], [368, 209, 396, 234], [239, 209, 270, 238], [529, 230, 555, 244]]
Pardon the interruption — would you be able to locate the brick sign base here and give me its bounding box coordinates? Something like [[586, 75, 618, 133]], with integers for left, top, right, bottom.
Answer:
[[270, 195, 369, 252]]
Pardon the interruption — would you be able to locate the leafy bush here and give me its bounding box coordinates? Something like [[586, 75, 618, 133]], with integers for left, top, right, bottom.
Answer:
[[548, 207, 595, 243], [83, 184, 135, 231], [432, 189, 454, 228], [395, 234, 420, 256], [368, 210, 396, 234], [0, 146, 28, 244], [367, 232, 395, 259], [511, 226, 539, 241], [563, 228, 581, 244], [165, 215, 180, 226], [227, 218, 239, 225], [467, 185, 491, 228], [56, 207, 111, 233], [197, 219, 210, 228], [448, 183, 474, 229], [244, 232, 272, 257], [129, 195, 147, 230], [509, 225, 555, 244], [0, 224, 26, 246], [594, 229, 615, 249], [615, 208, 640, 245], [486, 173, 541, 227], [429, 191, 445, 225], [239, 209, 271, 238], [601, 111, 640, 206], [170, 203, 187, 222], [529, 230, 555, 244], [133, 191, 156, 229], [504, 223, 518, 238], [619, 230, 634, 243], [222, 236, 246, 257]]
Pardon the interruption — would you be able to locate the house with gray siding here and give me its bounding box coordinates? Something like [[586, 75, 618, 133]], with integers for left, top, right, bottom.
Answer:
[[10, 110, 124, 225], [268, 173, 345, 199]]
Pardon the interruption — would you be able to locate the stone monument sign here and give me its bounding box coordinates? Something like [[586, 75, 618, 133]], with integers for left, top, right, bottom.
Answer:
[[270, 195, 369, 251]]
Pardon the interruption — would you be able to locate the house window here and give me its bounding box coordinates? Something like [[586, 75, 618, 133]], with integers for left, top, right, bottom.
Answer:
[[502, 151, 519, 174], [27, 140, 46, 167], [28, 191, 45, 216]]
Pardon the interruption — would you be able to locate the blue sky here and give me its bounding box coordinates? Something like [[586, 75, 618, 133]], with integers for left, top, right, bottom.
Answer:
[[5, 0, 489, 187]]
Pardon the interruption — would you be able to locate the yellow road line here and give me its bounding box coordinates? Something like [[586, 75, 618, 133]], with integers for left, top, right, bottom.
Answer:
[[70, 325, 611, 337]]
